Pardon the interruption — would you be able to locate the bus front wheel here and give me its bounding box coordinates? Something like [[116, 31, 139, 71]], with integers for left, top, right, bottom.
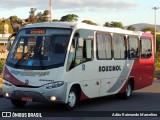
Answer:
[[11, 99, 27, 107], [65, 87, 78, 110]]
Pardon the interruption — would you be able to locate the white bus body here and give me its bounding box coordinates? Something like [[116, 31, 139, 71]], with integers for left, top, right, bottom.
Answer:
[[2, 22, 154, 110]]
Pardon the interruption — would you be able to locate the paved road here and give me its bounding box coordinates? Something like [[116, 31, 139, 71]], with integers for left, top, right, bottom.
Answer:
[[0, 81, 160, 120]]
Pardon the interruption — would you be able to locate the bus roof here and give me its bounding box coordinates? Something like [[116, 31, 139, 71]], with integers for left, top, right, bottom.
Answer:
[[23, 22, 78, 29], [23, 22, 148, 36]]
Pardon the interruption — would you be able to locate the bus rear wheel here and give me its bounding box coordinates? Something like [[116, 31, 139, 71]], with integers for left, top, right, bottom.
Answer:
[[116, 81, 133, 99], [65, 87, 78, 110], [11, 99, 27, 107], [124, 81, 132, 98]]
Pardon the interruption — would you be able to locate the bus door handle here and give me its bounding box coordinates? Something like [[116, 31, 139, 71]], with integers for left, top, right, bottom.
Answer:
[[96, 81, 100, 85], [84, 84, 88, 87]]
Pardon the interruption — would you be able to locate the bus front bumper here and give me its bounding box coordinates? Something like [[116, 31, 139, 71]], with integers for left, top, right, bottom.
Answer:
[[2, 79, 67, 103]]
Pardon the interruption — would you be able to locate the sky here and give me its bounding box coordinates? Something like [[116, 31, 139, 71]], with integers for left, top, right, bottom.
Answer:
[[0, 0, 160, 26]]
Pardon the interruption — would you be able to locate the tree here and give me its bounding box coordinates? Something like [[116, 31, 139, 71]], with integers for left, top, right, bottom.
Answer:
[[127, 26, 136, 31], [9, 16, 18, 23], [5, 19, 14, 33], [9, 16, 23, 32], [156, 35, 160, 70], [36, 10, 50, 22], [36, 12, 43, 19], [111, 21, 124, 28], [156, 34, 160, 53], [82, 20, 97, 25], [104, 22, 112, 27], [30, 8, 36, 18], [36, 12, 43, 22], [42, 10, 50, 22], [141, 27, 155, 35], [0, 19, 13, 34], [25, 8, 50, 23], [52, 19, 60, 22], [60, 14, 79, 22], [43, 10, 50, 17], [104, 21, 124, 29], [26, 8, 37, 23]]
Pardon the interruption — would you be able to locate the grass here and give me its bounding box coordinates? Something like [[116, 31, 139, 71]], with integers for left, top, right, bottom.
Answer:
[[154, 71, 160, 79]]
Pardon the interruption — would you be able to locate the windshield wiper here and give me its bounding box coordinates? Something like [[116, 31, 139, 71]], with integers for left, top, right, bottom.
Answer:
[[14, 49, 32, 68]]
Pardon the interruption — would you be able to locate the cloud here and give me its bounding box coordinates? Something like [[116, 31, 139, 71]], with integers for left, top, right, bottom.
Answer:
[[0, 0, 138, 12]]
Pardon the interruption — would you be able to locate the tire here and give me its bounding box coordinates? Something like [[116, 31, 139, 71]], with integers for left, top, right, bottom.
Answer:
[[11, 99, 27, 108], [116, 81, 133, 99], [65, 87, 79, 111]]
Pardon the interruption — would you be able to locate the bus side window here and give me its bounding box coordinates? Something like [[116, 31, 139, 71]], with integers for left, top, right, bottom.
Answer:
[[113, 34, 126, 59], [128, 36, 139, 59], [75, 38, 93, 65], [141, 38, 152, 59], [96, 33, 112, 60], [86, 40, 92, 59]]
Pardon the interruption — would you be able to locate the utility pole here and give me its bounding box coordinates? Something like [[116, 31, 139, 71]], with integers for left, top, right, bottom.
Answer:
[[49, 0, 52, 22], [152, 7, 159, 53]]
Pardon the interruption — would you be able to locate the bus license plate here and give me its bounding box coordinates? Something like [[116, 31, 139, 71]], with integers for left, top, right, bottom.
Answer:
[[22, 97, 33, 102]]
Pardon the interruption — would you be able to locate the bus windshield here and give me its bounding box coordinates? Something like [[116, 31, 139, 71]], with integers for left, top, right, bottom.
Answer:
[[6, 28, 72, 70]]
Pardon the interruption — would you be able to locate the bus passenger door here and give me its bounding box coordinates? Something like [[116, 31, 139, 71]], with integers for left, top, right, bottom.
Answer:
[[67, 35, 100, 98]]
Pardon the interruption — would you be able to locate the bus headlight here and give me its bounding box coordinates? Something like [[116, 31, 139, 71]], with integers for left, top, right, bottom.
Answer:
[[3, 80, 13, 86], [44, 81, 64, 89]]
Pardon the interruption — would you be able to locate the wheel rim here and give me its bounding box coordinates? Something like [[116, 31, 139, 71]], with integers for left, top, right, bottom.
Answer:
[[126, 84, 131, 97], [68, 91, 76, 107]]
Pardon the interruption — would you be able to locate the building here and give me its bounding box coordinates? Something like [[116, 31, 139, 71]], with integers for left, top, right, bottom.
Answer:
[[0, 34, 10, 59]]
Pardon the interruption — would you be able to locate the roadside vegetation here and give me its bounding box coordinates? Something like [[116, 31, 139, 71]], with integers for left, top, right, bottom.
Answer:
[[0, 60, 5, 73], [0, 60, 4, 95]]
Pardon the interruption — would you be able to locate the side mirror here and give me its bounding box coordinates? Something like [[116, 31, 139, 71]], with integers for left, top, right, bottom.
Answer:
[[6, 32, 17, 51]]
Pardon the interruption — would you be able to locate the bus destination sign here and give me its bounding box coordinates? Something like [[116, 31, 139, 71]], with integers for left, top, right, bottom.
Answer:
[[27, 30, 46, 34]]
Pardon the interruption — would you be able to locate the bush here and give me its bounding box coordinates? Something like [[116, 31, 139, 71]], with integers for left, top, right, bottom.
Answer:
[[0, 60, 5, 73], [156, 50, 160, 71]]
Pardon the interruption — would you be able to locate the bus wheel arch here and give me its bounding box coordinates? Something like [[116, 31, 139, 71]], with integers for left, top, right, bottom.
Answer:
[[116, 77, 134, 99], [128, 77, 134, 91], [122, 78, 134, 99]]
